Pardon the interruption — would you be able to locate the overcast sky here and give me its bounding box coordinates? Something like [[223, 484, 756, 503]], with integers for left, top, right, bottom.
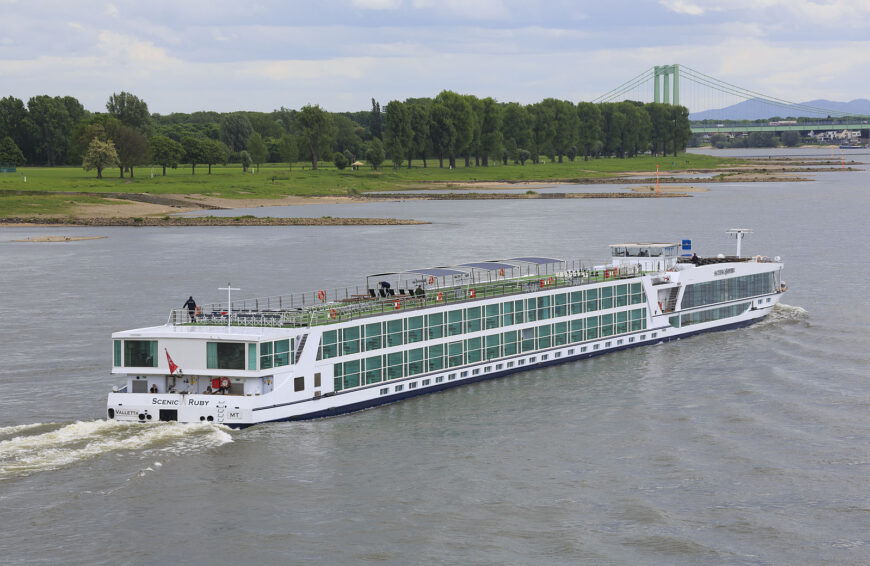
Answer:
[[2, 0, 869, 114]]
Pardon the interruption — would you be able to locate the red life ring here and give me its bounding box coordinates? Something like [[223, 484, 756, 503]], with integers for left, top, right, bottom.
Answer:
[[469, 289, 476, 298], [499, 268, 505, 276], [539, 279, 545, 288], [428, 276, 434, 284], [329, 308, 337, 319], [219, 377, 230, 389], [436, 292, 443, 302], [548, 276, 554, 285], [394, 300, 401, 310], [317, 289, 325, 301]]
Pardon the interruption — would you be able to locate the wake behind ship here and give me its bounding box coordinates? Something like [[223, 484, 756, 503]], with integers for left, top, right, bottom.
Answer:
[[107, 229, 786, 427]]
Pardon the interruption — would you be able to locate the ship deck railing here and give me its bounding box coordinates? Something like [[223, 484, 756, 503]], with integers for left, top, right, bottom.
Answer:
[[167, 264, 647, 329]]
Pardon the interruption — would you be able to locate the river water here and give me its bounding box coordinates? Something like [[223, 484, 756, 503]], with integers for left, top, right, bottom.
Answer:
[[1, 148, 868, 565]]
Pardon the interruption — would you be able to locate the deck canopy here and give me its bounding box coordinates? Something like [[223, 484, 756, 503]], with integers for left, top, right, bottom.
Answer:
[[609, 243, 679, 258], [367, 256, 568, 289]]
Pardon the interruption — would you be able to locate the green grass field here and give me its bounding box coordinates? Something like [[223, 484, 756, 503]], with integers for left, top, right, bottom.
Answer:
[[0, 153, 735, 217]]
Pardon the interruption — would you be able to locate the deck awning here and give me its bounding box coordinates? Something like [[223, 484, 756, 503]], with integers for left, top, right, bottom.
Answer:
[[505, 256, 563, 264], [458, 262, 517, 271], [406, 267, 469, 277]]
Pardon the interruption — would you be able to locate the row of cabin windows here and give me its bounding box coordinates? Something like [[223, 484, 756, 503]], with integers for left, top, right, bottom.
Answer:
[[320, 283, 646, 360], [333, 308, 646, 391], [679, 302, 751, 327], [113, 339, 293, 371], [681, 272, 775, 309]]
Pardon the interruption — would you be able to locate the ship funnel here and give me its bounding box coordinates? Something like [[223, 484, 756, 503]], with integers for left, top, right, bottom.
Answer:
[[726, 228, 753, 258]]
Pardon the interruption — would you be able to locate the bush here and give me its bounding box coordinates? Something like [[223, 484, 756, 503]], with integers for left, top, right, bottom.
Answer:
[[334, 151, 348, 170]]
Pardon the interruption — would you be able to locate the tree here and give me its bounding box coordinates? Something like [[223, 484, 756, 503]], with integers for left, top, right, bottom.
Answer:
[[334, 151, 348, 169], [384, 100, 411, 170], [366, 138, 385, 170], [781, 130, 801, 147], [501, 102, 532, 164], [428, 103, 455, 168], [518, 149, 530, 166], [529, 100, 557, 163], [240, 150, 252, 172], [246, 132, 268, 172], [150, 135, 184, 176], [202, 138, 229, 174], [219, 113, 253, 152], [370, 98, 382, 140], [0, 136, 26, 165], [669, 105, 692, 156], [433, 91, 473, 168], [478, 97, 502, 166], [27, 95, 74, 166], [278, 134, 298, 171], [106, 92, 151, 134], [181, 136, 206, 174], [576, 102, 602, 160], [0, 97, 32, 160], [297, 104, 333, 170], [405, 99, 430, 168], [115, 125, 150, 178], [552, 100, 579, 163], [82, 139, 119, 179]]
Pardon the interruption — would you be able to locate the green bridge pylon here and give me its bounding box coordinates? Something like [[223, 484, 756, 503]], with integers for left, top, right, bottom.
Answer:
[[654, 65, 679, 106]]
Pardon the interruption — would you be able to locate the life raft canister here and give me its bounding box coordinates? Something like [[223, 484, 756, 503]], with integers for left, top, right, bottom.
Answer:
[[469, 288, 476, 298], [539, 279, 546, 288], [211, 378, 221, 390]]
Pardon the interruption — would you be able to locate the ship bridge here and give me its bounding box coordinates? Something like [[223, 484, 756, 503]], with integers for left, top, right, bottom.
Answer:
[[610, 243, 680, 272]]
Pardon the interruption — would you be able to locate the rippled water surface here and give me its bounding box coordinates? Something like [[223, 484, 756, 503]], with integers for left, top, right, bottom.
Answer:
[[1, 148, 868, 565]]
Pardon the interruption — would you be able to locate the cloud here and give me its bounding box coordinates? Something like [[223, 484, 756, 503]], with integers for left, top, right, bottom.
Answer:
[[351, 0, 402, 9], [105, 3, 119, 17], [659, 0, 704, 15]]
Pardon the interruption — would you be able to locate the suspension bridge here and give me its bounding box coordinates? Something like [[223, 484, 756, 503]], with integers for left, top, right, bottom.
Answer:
[[594, 64, 869, 137]]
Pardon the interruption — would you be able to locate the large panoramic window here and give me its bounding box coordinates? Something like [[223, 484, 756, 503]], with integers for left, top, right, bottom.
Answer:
[[681, 302, 750, 326], [207, 342, 245, 370], [124, 340, 157, 367], [681, 272, 775, 309]]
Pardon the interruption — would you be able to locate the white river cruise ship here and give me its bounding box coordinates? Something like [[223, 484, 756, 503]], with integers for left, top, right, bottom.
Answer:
[[107, 229, 786, 428]]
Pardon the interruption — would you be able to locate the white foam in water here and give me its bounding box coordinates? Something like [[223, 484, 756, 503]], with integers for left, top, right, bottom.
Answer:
[[0, 422, 51, 438], [0, 420, 233, 479], [755, 303, 810, 328]]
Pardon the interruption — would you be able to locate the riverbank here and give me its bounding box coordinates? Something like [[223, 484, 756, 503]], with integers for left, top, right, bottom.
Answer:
[[1, 216, 428, 227]]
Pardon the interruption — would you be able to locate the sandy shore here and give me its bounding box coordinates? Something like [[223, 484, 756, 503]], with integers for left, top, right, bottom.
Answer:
[[12, 235, 109, 242]]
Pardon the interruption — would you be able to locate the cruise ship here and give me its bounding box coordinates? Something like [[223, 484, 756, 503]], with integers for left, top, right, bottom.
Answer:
[[106, 229, 786, 427]]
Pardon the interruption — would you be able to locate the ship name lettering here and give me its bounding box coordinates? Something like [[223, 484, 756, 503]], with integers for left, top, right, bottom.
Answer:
[[152, 398, 179, 405], [714, 268, 735, 276], [188, 399, 209, 406]]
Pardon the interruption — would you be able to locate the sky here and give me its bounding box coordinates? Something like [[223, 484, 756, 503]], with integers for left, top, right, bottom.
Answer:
[[2, 0, 870, 114]]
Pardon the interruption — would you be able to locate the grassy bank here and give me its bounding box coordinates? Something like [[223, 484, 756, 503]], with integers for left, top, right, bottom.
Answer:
[[0, 153, 734, 217]]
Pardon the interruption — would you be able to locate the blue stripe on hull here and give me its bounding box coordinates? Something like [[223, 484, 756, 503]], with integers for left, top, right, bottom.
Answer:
[[228, 315, 762, 428]]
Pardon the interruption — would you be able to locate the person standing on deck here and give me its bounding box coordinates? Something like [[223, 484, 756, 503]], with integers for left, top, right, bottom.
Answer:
[[184, 296, 197, 322]]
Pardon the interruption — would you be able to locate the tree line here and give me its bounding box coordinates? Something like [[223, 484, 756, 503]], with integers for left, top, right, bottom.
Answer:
[[0, 91, 693, 176]]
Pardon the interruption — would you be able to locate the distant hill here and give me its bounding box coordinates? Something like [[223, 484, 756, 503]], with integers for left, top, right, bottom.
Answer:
[[689, 98, 870, 121]]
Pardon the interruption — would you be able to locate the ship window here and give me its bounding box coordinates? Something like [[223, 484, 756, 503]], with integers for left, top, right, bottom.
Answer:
[[616, 284, 628, 307], [365, 323, 382, 351], [320, 330, 338, 359], [428, 344, 444, 372], [600, 286, 613, 310], [568, 348, 575, 355], [537, 325, 551, 349], [585, 288, 598, 312], [554, 293, 567, 317], [631, 282, 644, 305], [521, 328, 535, 352], [448, 342, 464, 367], [617, 339, 623, 345], [485, 333, 500, 360], [554, 321, 568, 346], [680, 302, 751, 327], [518, 359, 525, 366], [586, 316, 599, 340], [435, 376, 444, 383], [207, 342, 245, 370], [427, 312, 444, 339], [465, 337, 482, 363], [395, 384, 404, 392], [502, 300, 515, 326], [537, 295, 551, 320], [652, 332, 657, 338], [334, 363, 343, 392], [593, 344, 599, 350], [342, 360, 360, 389], [386, 352, 404, 380], [276, 339, 291, 366], [461, 370, 468, 377], [507, 361, 514, 368], [570, 318, 584, 343], [484, 366, 491, 373], [485, 303, 500, 329], [641, 334, 646, 340], [542, 354, 549, 361], [113, 340, 121, 366], [600, 314, 614, 337], [529, 357, 536, 363], [294, 376, 305, 392], [422, 379, 431, 386], [448, 373, 456, 381], [631, 308, 646, 331], [496, 363, 503, 369], [406, 316, 424, 343], [472, 368, 480, 375], [581, 346, 587, 353], [386, 320, 403, 347], [502, 330, 518, 356], [365, 356, 383, 384], [248, 343, 257, 370], [314, 372, 321, 387], [525, 298, 537, 322], [380, 387, 389, 395], [554, 352, 561, 358], [124, 340, 157, 367], [260, 342, 273, 370], [616, 311, 628, 334], [669, 315, 680, 328], [409, 381, 417, 389], [406, 348, 424, 376], [342, 326, 360, 355], [628, 337, 635, 343], [447, 310, 464, 336], [514, 300, 525, 324], [605, 341, 611, 348], [466, 307, 481, 333]]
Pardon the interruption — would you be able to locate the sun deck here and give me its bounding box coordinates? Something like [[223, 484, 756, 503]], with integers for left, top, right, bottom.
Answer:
[[167, 256, 650, 329]]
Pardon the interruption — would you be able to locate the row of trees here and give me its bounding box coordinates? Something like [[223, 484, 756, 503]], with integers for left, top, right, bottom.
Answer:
[[0, 91, 693, 175]]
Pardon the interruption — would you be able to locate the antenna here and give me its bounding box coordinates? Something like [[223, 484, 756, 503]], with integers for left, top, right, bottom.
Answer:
[[726, 228, 752, 258], [219, 283, 239, 331]]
